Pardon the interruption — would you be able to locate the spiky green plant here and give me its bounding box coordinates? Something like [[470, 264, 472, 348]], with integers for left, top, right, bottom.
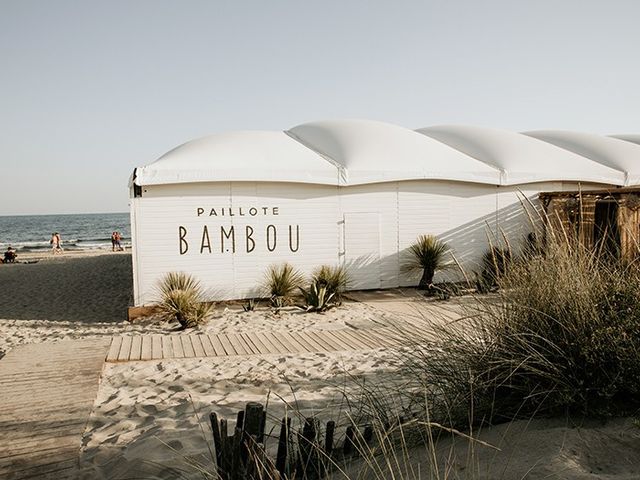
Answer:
[[157, 272, 212, 329], [311, 264, 349, 301], [263, 263, 305, 307], [242, 299, 257, 312], [402, 235, 451, 290], [298, 282, 337, 312]]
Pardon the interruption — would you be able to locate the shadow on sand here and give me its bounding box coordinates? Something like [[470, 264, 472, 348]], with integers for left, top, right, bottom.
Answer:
[[0, 254, 133, 322]]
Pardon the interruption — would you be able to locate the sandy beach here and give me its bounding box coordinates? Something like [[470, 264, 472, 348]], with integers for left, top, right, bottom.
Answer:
[[2, 251, 639, 479]]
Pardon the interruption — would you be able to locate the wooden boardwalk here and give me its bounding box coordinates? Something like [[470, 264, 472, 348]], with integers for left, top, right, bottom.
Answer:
[[106, 326, 406, 362], [0, 338, 111, 480], [0, 325, 416, 478]]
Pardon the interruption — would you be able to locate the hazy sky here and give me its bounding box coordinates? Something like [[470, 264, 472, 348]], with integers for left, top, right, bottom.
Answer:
[[2, 0, 640, 215]]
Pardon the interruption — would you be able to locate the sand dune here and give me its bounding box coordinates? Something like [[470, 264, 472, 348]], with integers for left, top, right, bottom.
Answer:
[[3, 252, 639, 479]]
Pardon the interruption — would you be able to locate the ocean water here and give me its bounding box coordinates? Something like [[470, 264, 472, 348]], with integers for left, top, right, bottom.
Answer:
[[0, 212, 131, 252]]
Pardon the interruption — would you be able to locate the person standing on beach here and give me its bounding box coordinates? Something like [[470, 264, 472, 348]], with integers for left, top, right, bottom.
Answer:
[[115, 231, 123, 251], [50, 232, 63, 254], [111, 231, 117, 251]]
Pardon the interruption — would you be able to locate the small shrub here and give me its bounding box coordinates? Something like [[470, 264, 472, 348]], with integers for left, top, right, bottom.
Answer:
[[402, 235, 451, 290], [298, 282, 337, 312], [271, 295, 286, 314], [242, 299, 257, 312], [157, 272, 212, 329], [311, 265, 349, 301], [263, 263, 305, 306]]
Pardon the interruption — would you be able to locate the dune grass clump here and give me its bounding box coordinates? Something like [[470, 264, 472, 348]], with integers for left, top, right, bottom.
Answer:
[[399, 233, 640, 427], [157, 272, 212, 329], [402, 235, 451, 290], [476, 245, 513, 292], [263, 263, 305, 307]]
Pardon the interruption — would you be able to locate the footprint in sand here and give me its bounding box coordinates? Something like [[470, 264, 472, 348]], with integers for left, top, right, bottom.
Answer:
[[141, 404, 158, 414]]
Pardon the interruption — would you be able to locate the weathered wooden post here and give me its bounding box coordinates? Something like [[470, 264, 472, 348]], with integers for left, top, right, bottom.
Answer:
[[343, 425, 355, 456], [297, 417, 321, 480], [275, 417, 291, 477]]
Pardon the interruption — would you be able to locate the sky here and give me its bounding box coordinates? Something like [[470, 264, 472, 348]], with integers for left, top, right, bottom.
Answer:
[[1, 0, 640, 215]]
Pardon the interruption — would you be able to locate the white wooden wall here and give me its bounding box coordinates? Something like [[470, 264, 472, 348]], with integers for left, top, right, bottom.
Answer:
[[131, 180, 610, 304], [132, 182, 340, 304]]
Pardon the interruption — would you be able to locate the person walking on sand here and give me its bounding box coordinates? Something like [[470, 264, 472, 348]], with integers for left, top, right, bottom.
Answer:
[[111, 231, 117, 251], [50, 232, 63, 254]]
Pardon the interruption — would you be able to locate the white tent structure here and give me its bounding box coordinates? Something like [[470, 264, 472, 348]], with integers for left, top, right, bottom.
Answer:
[[130, 120, 637, 305]]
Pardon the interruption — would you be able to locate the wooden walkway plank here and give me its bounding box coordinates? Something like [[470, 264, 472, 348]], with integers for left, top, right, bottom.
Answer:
[[217, 334, 237, 355], [306, 331, 335, 351], [190, 335, 206, 357], [279, 332, 308, 353], [199, 335, 216, 356], [140, 335, 152, 360], [117, 336, 132, 362], [171, 336, 185, 358], [323, 330, 353, 350], [151, 334, 163, 359], [226, 334, 248, 355], [257, 332, 283, 354], [263, 332, 293, 354], [356, 328, 391, 348], [181, 335, 196, 358], [208, 334, 227, 356], [284, 332, 315, 352], [129, 335, 142, 361], [296, 331, 326, 351], [106, 336, 122, 362], [161, 335, 174, 359], [237, 333, 259, 355], [332, 329, 370, 350], [244, 333, 272, 354], [349, 330, 380, 349], [239, 333, 261, 355]]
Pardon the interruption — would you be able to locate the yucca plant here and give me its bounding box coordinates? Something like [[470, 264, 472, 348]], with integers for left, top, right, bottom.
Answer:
[[157, 272, 212, 329], [242, 299, 257, 312], [311, 264, 349, 301], [263, 263, 305, 307], [402, 235, 451, 290], [157, 271, 202, 297], [298, 282, 337, 312]]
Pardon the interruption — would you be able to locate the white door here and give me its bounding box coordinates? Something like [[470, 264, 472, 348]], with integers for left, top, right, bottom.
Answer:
[[343, 213, 381, 290]]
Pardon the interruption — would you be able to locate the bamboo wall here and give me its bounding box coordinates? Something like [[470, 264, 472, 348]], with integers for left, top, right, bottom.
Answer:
[[542, 190, 640, 262]]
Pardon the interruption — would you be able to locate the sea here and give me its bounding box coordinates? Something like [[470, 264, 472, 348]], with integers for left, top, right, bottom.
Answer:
[[0, 212, 131, 253]]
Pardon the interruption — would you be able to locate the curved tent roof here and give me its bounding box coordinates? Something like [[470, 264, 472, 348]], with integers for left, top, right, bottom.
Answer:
[[287, 119, 501, 185], [417, 125, 625, 186], [135, 120, 638, 188], [524, 130, 640, 186], [135, 131, 340, 186], [610, 134, 640, 146]]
